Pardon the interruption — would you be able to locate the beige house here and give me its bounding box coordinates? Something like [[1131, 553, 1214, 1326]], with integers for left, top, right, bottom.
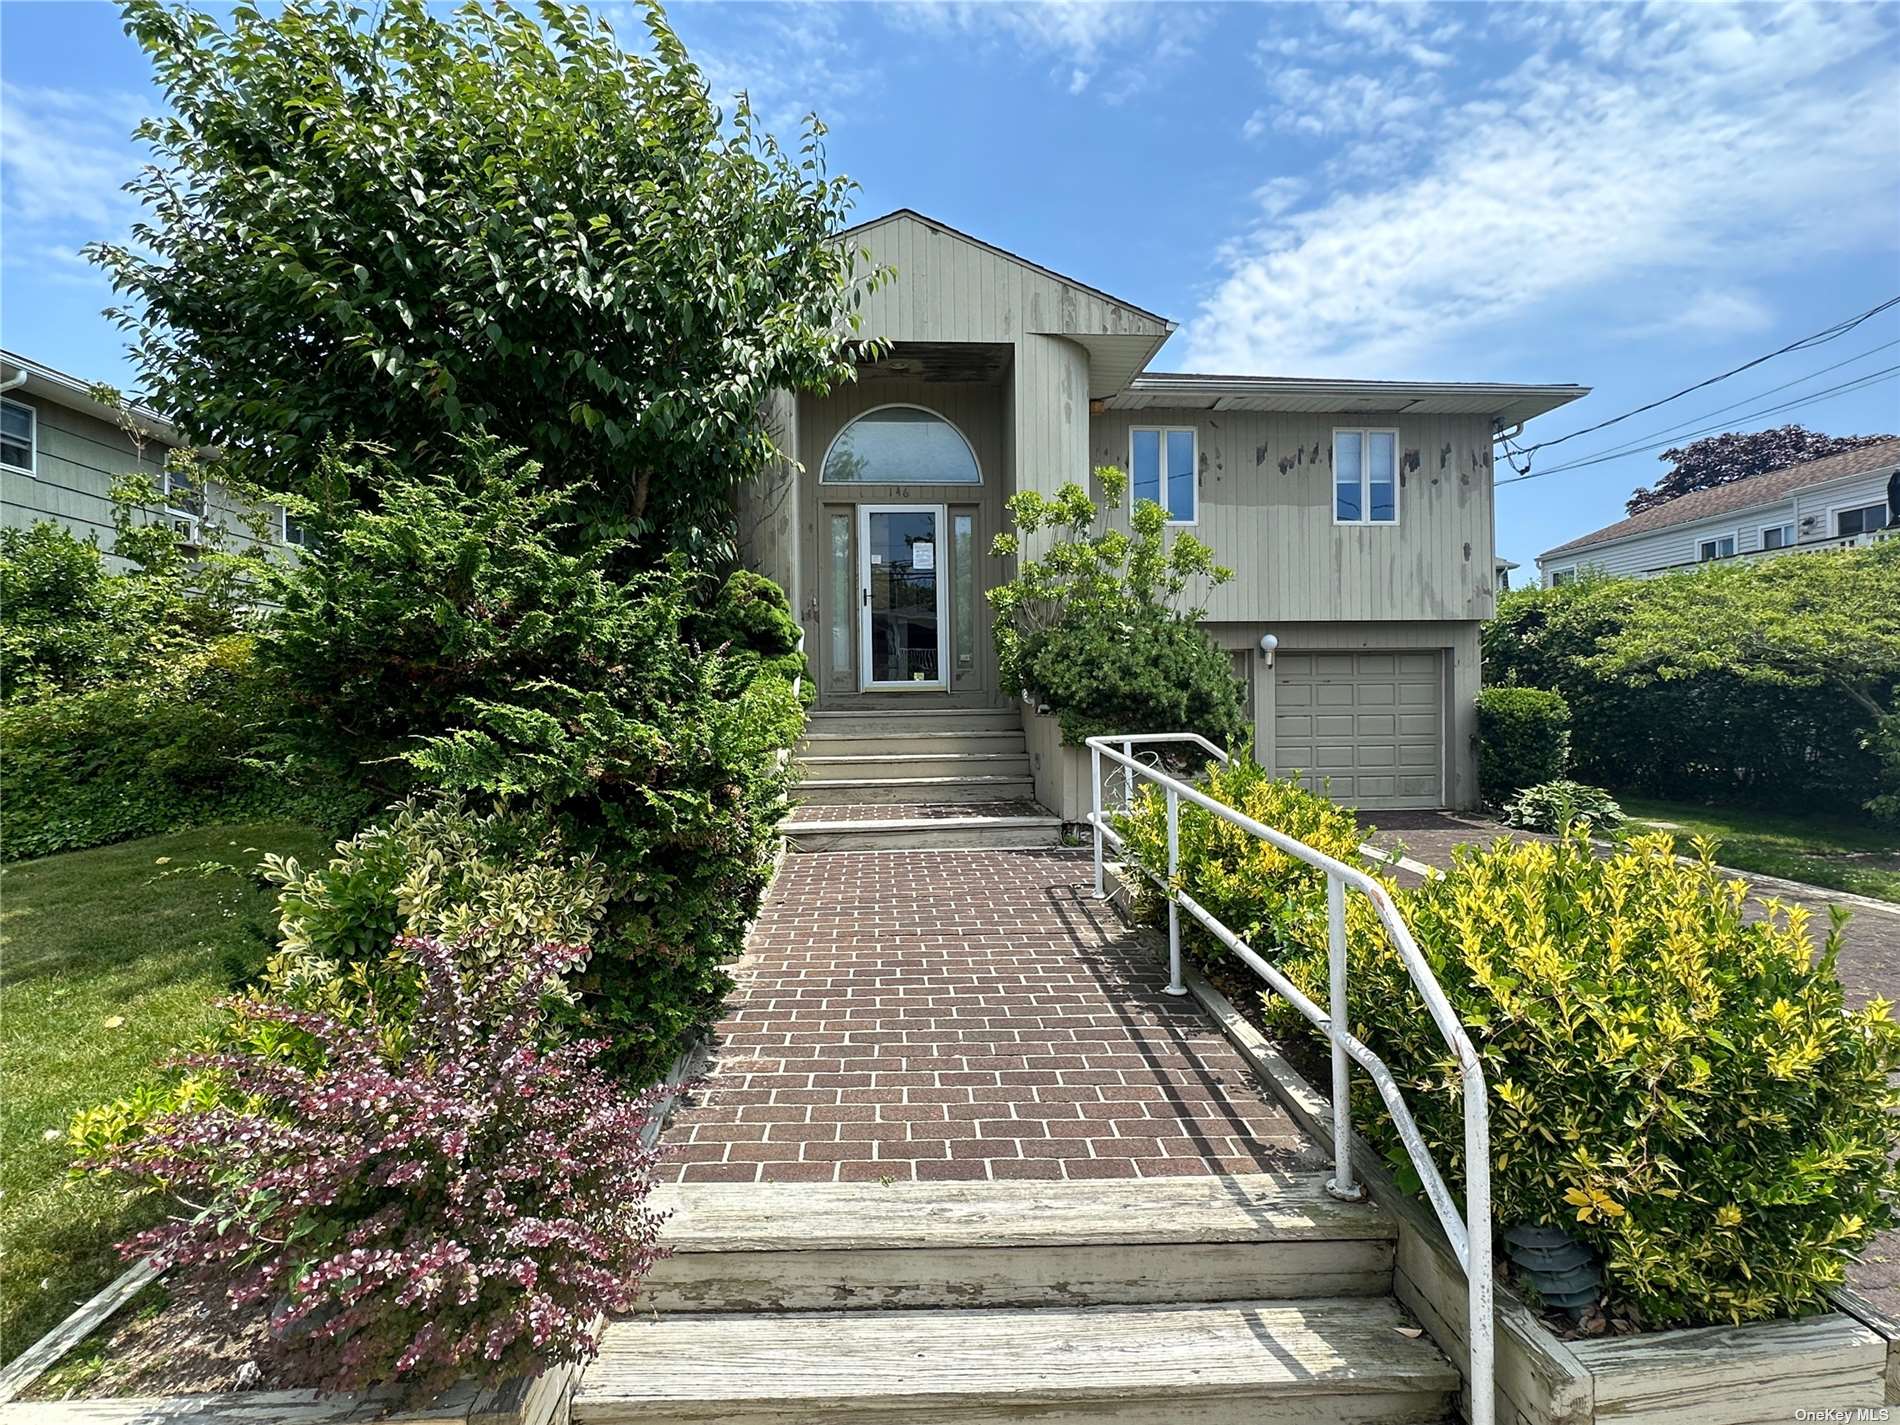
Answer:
[[743, 211, 1586, 821]]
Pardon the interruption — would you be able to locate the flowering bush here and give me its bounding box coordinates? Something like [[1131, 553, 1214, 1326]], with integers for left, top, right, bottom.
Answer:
[[86, 938, 668, 1396]]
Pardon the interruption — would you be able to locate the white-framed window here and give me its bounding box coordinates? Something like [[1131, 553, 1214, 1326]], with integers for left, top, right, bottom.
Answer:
[[162, 466, 204, 519], [1835, 501, 1887, 538], [282, 508, 312, 547], [1549, 567, 1577, 587], [1697, 534, 1736, 562], [1333, 428, 1398, 525], [1129, 426, 1197, 524], [1, 397, 35, 474], [820, 405, 981, 485], [1760, 522, 1795, 551]]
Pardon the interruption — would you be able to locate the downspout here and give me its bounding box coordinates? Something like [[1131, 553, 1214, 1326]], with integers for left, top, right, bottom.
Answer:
[[0, 368, 27, 394]]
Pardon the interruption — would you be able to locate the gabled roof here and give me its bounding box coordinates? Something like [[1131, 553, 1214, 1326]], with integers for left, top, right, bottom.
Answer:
[[837, 208, 1174, 329], [1109, 372, 1588, 427], [1540, 437, 1900, 561]]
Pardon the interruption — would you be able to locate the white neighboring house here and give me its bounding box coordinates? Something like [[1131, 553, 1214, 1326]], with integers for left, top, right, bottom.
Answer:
[[0, 348, 305, 571], [1535, 437, 1900, 587]]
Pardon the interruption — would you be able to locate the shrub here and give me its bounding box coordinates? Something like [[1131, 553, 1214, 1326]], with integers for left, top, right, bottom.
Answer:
[[264, 442, 805, 1080], [1476, 686, 1570, 802], [1115, 755, 1388, 964], [1501, 780, 1626, 834], [1265, 829, 1900, 1325], [991, 465, 1244, 746], [0, 636, 361, 861], [86, 938, 668, 1397]]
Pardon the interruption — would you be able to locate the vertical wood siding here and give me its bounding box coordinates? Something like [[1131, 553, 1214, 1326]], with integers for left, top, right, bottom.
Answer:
[[1089, 407, 1498, 624]]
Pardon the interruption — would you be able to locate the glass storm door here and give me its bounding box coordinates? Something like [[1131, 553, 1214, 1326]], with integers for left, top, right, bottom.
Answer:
[[858, 504, 947, 690]]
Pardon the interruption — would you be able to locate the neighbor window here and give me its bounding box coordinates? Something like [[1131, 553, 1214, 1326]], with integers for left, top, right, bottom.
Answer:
[[283, 510, 312, 547], [1549, 567, 1576, 587], [1761, 523, 1794, 550], [1698, 535, 1735, 562], [163, 467, 204, 519], [1837, 502, 1887, 538], [0, 398, 34, 474], [1334, 428, 1398, 524], [1130, 427, 1197, 523], [821, 405, 981, 485]]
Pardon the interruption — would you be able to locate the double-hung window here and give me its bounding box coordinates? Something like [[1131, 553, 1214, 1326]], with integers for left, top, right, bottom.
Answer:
[[1, 398, 34, 474], [1130, 427, 1197, 524], [1334, 428, 1398, 524], [1761, 523, 1795, 551], [1698, 535, 1735, 562]]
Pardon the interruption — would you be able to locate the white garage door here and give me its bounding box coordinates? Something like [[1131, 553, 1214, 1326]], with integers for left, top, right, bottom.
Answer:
[[1272, 652, 1444, 810]]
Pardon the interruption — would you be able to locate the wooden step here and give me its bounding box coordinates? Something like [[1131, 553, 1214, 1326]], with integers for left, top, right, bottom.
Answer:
[[806, 709, 1023, 736], [638, 1174, 1397, 1312], [573, 1296, 1458, 1424], [801, 730, 1029, 757], [797, 774, 1037, 806], [800, 752, 1032, 782], [784, 808, 1062, 852]]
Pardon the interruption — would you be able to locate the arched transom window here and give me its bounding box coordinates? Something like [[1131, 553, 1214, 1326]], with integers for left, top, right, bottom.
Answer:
[[821, 405, 982, 485]]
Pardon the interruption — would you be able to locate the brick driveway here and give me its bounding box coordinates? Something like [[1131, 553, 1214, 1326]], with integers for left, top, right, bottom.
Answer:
[[658, 849, 1322, 1185]]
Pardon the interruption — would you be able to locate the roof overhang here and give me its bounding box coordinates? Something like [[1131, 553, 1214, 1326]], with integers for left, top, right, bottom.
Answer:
[[1076, 331, 1177, 402], [1107, 373, 1589, 427], [0, 350, 180, 446]]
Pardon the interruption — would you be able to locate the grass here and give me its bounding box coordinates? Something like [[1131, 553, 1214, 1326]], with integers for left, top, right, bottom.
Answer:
[[1616, 796, 1900, 902], [0, 822, 331, 1368]]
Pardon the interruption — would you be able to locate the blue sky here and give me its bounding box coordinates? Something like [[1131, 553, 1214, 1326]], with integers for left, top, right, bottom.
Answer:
[[3, 0, 1898, 569]]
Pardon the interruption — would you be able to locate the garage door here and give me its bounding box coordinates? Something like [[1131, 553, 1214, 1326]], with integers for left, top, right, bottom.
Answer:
[[1272, 652, 1444, 809]]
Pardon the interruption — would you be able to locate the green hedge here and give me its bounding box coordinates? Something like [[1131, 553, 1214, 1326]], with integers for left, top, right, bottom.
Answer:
[[1476, 686, 1570, 803], [1115, 763, 1900, 1326]]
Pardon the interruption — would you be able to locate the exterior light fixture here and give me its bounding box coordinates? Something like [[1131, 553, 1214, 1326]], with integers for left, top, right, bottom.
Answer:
[[1258, 632, 1279, 668]]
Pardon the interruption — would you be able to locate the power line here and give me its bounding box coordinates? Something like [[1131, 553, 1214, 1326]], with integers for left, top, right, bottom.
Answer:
[[1505, 336, 1900, 475], [1497, 366, 1900, 489], [1507, 294, 1900, 463]]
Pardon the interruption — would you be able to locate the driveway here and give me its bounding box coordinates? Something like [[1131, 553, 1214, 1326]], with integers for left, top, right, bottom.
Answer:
[[1364, 810, 1899, 1318]]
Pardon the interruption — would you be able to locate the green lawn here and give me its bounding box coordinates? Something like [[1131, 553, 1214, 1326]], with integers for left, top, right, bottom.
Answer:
[[0, 822, 331, 1366], [1617, 797, 1900, 902]]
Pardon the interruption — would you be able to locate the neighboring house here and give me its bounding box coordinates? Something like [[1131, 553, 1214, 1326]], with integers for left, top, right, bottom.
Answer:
[[1494, 557, 1518, 592], [740, 210, 1587, 810], [1536, 437, 1900, 587], [0, 348, 304, 571]]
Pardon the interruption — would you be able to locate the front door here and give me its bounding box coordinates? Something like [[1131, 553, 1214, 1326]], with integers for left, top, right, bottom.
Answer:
[[858, 504, 947, 690]]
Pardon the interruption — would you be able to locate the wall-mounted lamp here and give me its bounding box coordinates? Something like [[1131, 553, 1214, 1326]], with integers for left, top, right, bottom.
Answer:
[[1258, 632, 1279, 669]]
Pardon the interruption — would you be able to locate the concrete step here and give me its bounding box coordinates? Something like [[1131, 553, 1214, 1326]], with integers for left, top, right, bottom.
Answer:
[[784, 804, 1062, 852], [574, 1296, 1457, 1424], [806, 708, 1023, 736], [797, 775, 1036, 806], [801, 730, 1029, 758], [637, 1174, 1397, 1312], [800, 752, 1033, 782]]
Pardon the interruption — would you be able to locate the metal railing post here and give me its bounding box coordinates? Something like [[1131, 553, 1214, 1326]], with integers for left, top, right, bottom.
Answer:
[[1163, 786, 1186, 997], [1325, 873, 1364, 1202], [1120, 738, 1133, 814], [1090, 743, 1104, 900], [1466, 1090, 1495, 1425]]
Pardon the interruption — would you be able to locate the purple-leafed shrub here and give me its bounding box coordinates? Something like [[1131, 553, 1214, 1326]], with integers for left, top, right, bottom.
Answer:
[[88, 937, 668, 1397]]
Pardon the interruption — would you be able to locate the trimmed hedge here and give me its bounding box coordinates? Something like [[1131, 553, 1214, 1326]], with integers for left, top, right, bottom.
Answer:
[[1116, 763, 1900, 1327], [1476, 685, 1570, 803]]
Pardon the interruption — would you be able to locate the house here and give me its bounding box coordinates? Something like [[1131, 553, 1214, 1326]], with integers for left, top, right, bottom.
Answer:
[[1535, 437, 1900, 587], [0, 348, 303, 569], [739, 211, 1587, 819]]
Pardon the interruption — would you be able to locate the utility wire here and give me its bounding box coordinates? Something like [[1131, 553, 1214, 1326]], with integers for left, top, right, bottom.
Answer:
[[1498, 366, 1900, 488], [1507, 294, 1900, 461], [1504, 336, 1900, 475]]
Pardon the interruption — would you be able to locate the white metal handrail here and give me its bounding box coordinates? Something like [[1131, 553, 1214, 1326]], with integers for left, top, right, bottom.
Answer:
[[1086, 733, 1494, 1425]]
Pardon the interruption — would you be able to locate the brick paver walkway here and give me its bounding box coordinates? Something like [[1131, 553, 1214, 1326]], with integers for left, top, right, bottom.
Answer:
[[660, 849, 1322, 1185]]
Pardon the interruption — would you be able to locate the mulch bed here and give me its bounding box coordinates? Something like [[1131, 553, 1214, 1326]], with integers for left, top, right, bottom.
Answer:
[[24, 1276, 279, 1402]]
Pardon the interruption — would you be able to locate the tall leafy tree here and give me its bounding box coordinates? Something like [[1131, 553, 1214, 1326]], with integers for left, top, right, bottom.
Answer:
[[1626, 424, 1895, 515], [89, 0, 876, 560]]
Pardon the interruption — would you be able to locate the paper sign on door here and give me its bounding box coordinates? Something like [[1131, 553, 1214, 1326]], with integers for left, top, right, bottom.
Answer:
[[912, 542, 935, 571]]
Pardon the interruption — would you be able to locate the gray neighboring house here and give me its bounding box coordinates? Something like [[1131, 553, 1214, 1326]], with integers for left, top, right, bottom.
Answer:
[[0, 348, 302, 571], [1536, 437, 1900, 587], [740, 210, 1588, 811]]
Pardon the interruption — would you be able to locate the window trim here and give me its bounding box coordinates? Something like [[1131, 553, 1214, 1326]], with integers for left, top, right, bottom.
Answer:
[[1758, 521, 1795, 552], [818, 403, 984, 487], [1127, 425, 1199, 526], [281, 507, 312, 547], [0, 396, 36, 476], [1332, 426, 1401, 526], [1829, 498, 1888, 539], [1548, 565, 1577, 587], [1696, 530, 1739, 563]]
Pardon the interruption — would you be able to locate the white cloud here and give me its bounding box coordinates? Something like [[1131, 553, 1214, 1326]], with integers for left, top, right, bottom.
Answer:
[[888, 1, 1207, 102], [1623, 288, 1776, 342], [1184, 3, 1900, 377], [0, 82, 145, 232]]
